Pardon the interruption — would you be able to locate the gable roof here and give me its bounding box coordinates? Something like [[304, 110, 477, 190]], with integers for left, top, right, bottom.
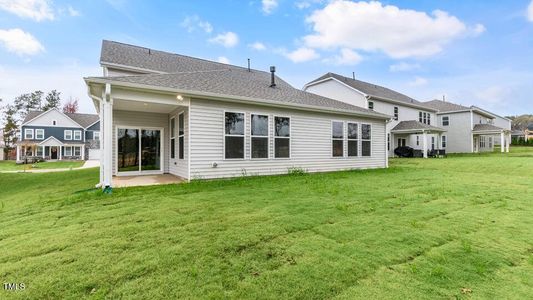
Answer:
[[391, 120, 446, 133], [422, 99, 470, 112], [22, 110, 98, 128], [305, 72, 422, 106]]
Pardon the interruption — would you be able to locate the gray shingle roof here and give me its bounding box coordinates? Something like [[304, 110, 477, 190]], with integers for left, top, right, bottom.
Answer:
[[306, 72, 420, 105], [473, 123, 505, 132], [87, 68, 389, 119], [391, 120, 446, 132], [22, 110, 99, 128], [422, 99, 470, 112]]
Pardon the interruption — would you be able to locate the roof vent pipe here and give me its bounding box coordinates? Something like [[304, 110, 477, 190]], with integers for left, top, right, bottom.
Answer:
[[352, 72, 356, 80], [270, 66, 276, 87], [443, 95, 446, 102]]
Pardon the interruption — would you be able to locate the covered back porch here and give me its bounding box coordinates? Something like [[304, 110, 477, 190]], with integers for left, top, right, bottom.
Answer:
[[390, 120, 447, 158], [472, 124, 510, 153], [87, 82, 190, 189]]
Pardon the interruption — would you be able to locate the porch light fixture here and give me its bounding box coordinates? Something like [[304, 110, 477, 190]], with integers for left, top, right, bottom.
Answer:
[[176, 94, 184, 101]]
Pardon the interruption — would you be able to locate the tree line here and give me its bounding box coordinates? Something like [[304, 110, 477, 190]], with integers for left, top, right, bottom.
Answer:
[[1, 90, 80, 155]]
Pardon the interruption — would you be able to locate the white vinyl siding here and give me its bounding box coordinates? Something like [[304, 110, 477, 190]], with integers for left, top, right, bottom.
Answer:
[[168, 108, 189, 179], [188, 98, 386, 179]]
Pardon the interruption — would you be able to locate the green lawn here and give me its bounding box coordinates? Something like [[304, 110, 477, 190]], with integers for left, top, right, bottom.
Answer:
[[0, 160, 85, 171], [1, 148, 532, 299]]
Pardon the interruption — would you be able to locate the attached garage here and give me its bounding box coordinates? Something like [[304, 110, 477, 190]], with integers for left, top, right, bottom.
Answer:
[[88, 149, 100, 160]]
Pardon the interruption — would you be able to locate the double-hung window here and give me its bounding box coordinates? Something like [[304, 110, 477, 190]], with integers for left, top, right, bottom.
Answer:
[[419, 112, 423, 123], [368, 101, 374, 110], [274, 116, 290, 158], [361, 124, 372, 157], [427, 114, 431, 125], [65, 146, 72, 156], [348, 122, 358, 157], [36, 146, 43, 157], [24, 129, 34, 139], [170, 117, 176, 159], [332, 121, 344, 157], [35, 129, 44, 140], [251, 114, 269, 159], [442, 116, 449, 126], [74, 130, 82, 140], [416, 135, 420, 146], [423, 113, 427, 124], [64, 130, 72, 140], [178, 113, 184, 159], [224, 112, 245, 159], [442, 136, 447, 148], [74, 146, 81, 156], [393, 107, 399, 120], [93, 131, 100, 140]]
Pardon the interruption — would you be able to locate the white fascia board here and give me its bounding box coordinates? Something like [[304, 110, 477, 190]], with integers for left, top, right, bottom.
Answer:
[[368, 95, 438, 112], [85, 78, 391, 121], [100, 62, 167, 75], [21, 108, 81, 128]]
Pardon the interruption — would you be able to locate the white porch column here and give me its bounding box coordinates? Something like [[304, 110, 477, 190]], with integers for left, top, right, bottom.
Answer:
[[42, 146, 45, 158], [102, 83, 113, 189], [81, 145, 85, 160], [422, 131, 428, 158], [59, 146, 62, 160], [500, 132, 505, 153], [16, 145, 20, 161]]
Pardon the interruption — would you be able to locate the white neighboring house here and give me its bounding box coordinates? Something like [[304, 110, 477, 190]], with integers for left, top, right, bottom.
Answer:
[[85, 40, 390, 189], [303, 73, 445, 157], [16, 109, 100, 162], [422, 100, 511, 153]]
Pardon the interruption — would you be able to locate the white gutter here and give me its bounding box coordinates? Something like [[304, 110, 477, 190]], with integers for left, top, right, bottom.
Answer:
[[85, 78, 391, 120]]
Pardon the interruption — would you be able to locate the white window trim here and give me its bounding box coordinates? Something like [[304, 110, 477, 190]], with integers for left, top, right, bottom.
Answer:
[[347, 122, 359, 157], [178, 112, 185, 160], [273, 115, 291, 159], [361, 123, 372, 157], [170, 117, 176, 160], [442, 135, 447, 148], [331, 120, 345, 158], [65, 146, 72, 156], [74, 146, 81, 156], [250, 113, 270, 160], [36, 146, 43, 156], [64, 130, 73, 140], [73, 130, 82, 141], [393, 107, 399, 120], [52, 120, 57, 126], [35, 129, 45, 140], [368, 101, 374, 110], [428, 114, 431, 125], [24, 129, 34, 140], [93, 131, 100, 140], [223, 111, 246, 160], [416, 135, 420, 146]]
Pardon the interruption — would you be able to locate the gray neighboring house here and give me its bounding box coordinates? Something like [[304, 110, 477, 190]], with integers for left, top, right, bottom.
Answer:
[[17, 109, 100, 162], [422, 99, 511, 153], [303, 72, 445, 157], [85, 40, 390, 189]]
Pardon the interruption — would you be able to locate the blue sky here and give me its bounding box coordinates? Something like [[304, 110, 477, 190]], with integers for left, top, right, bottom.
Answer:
[[0, 0, 532, 115]]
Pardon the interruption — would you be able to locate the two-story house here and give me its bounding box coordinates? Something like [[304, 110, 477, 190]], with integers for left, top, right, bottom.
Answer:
[[303, 72, 446, 157], [422, 99, 511, 153], [16, 109, 100, 162]]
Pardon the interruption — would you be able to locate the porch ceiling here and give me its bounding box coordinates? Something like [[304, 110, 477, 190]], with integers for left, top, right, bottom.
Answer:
[[113, 98, 180, 113]]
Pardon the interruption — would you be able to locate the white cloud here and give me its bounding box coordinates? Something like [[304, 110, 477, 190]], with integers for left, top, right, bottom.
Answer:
[[262, 0, 278, 14], [0, 0, 54, 21], [409, 76, 428, 86], [209, 31, 239, 48], [471, 23, 485, 36], [325, 48, 362, 65], [180, 15, 213, 33], [527, 1, 533, 22], [474, 86, 508, 104], [303, 1, 479, 59], [0, 28, 44, 56], [248, 42, 266, 51], [67, 5, 80, 17], [284, 47, 320, 63], [295, 0, 323, 10], [217, 56, 230, 64], [389, 62, 421, 72]]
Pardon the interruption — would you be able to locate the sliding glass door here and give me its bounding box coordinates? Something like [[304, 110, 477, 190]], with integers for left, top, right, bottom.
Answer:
[[117, 127, 162, 174]]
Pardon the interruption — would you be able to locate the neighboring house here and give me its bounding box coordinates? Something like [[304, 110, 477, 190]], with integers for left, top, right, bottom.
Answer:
[[16, 109, 100, 162], [85, 40, 390, 189], [526, 124, 533, 141], [0, 130, 5, 160], [422, 100, 511, 153], [303, 73, 445, 157]]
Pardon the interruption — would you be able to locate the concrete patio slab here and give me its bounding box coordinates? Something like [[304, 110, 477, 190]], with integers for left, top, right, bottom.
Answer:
[[113, 174, 185, 188]]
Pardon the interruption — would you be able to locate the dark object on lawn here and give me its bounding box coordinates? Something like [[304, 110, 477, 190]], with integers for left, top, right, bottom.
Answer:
[[413, 149, 423, 158], [394, 146, 414, 157]]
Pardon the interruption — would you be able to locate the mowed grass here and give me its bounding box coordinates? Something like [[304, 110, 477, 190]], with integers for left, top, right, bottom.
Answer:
[[0, 160, 84, 171], [1, 148, 532, 299]]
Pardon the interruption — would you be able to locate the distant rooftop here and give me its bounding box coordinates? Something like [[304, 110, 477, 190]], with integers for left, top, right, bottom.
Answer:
[[422, 99, 471, 112]]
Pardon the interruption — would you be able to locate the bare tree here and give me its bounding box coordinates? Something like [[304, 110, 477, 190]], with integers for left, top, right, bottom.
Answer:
[[63, 97, 79, 114]]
